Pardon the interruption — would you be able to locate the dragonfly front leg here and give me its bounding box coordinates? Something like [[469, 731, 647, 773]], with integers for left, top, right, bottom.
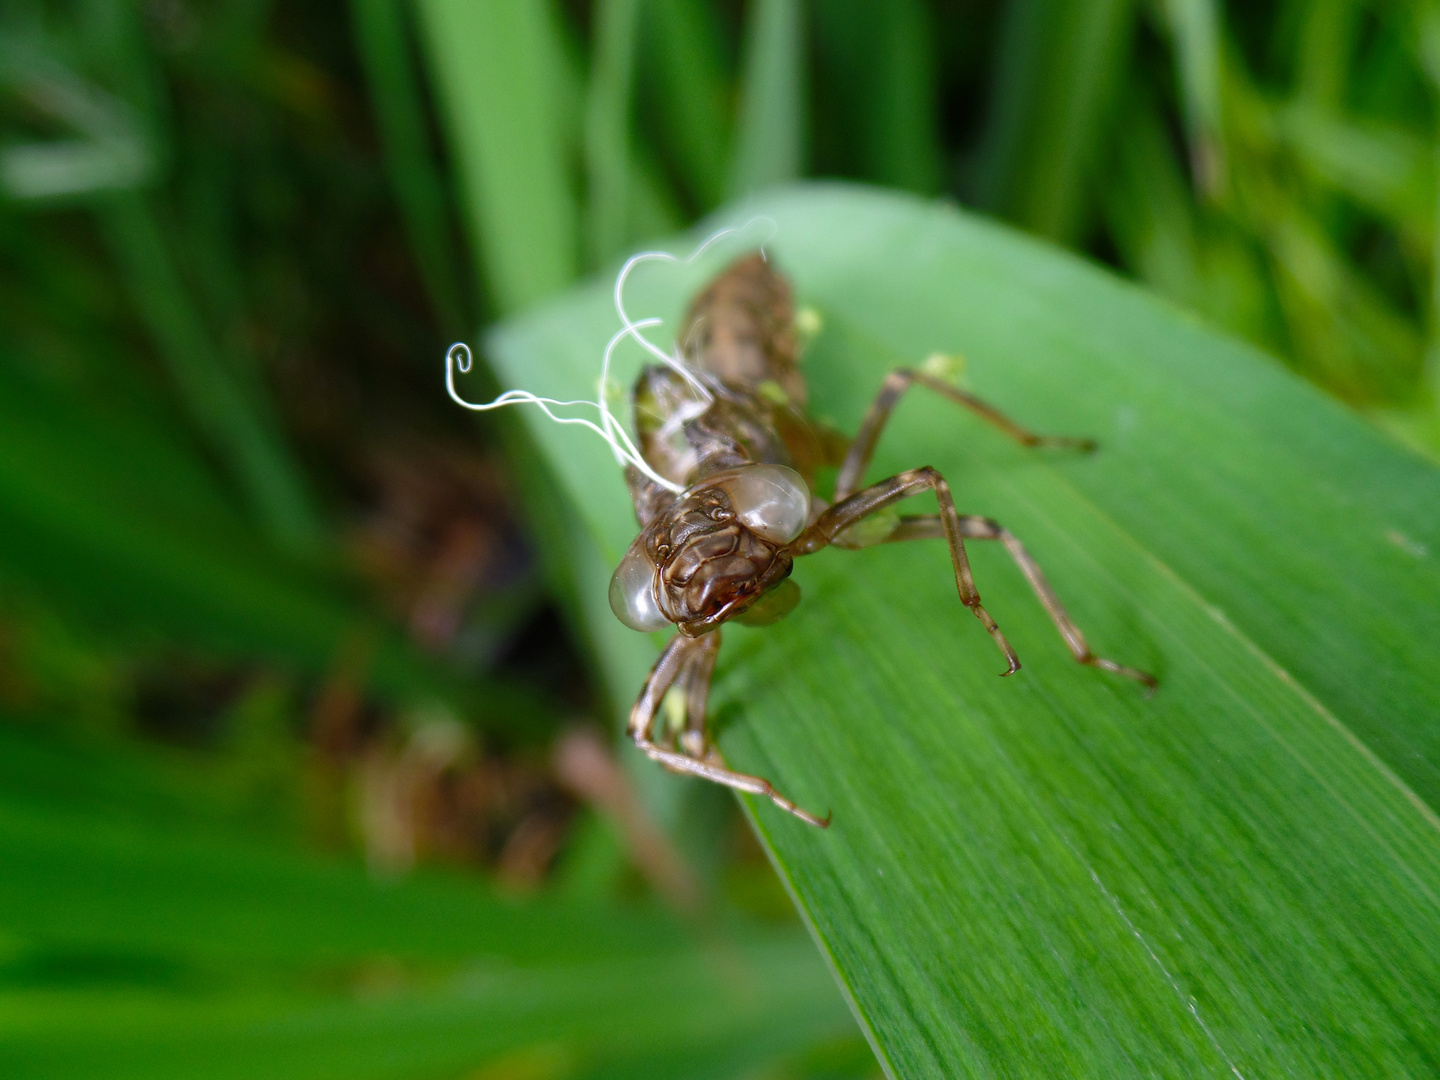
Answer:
[[676, 631, 721, 759], [627, 631, 831, 828], [792, 466, 1021, 676]]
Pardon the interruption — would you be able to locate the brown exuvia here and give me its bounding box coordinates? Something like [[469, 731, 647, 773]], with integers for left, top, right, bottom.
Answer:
[[609, 254, 1155, 827]]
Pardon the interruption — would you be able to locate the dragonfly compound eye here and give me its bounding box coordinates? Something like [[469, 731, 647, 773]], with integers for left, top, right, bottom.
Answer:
[[704, 464, 810, 544], [608, 542, 670, 632]]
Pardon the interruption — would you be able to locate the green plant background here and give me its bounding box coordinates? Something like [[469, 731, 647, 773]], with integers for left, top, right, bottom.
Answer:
[[2, 2, 1439, 1078]]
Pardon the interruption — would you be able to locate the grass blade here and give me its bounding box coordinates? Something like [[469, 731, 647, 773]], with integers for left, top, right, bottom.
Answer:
[[1276, 103, 1433, 238], [0, 360, 553, 736], [99, 193, 323, 554], [0, 722, 857, 1079], [1102, 95, 1204, 305], [1159, 0, 1226, 196], [488, 184, 1440, 1076], [638, 0, 732, 210], [811, 0, 941, 194], [0, 962, 854, 1080], [415, 0, 578, 313], [975, 0, 1139, 242], [585, 0, 643, 265], [351, 0, 471, 337], [728, 0, 805, 199], [1262, 197, 1424, 403], [3, 22, 321, 553], [1101, 95, 1276, 351], [1294, 0, 1362, 109]]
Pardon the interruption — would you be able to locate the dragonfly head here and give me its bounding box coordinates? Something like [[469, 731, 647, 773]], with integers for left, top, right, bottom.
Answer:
[[609, 464, 810, 636]]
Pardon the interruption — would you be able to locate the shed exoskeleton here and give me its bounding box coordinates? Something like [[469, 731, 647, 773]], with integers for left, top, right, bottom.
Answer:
[[609, 253, 1154, 827]]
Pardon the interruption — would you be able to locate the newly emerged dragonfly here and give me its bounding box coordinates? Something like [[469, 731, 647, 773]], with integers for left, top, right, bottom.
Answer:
[[606, 253, 1154, 827], [449, 241, 1154, 828]]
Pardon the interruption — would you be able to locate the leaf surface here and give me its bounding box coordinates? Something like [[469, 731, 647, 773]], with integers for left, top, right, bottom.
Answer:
[[487, 184, 1440, 1077]]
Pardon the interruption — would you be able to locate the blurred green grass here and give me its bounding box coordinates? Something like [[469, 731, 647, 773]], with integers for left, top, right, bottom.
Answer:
[[3, 1, 1439, 1076]]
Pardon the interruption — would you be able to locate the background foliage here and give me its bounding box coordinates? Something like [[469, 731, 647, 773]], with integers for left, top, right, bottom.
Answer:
[[1, 1, 1438, 1077]]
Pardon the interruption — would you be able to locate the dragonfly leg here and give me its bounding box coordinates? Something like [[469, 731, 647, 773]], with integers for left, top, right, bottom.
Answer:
[[623, 631, 718, 756], [835, 368, 1094, 500], [677, 631, 721, 758], [632, 740, 831, 828], [627, 632, 830, 828], [793, 467, 1020, 676], [626, 633, 701, 746], [848, 512, 1156, 691]]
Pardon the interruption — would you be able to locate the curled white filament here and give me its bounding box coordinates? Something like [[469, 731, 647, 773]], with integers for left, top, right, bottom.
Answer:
[[446, 333, 683, 494], [445, 216, 779, 498], [609, 215, 776, 402]]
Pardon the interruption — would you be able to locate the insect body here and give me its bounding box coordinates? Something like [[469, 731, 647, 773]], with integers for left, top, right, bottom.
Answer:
[[609, 254, 1155, 827]]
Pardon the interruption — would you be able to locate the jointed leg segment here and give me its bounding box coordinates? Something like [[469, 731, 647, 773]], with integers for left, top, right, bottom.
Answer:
[[628, 632, 830, 828], [804, 366, 1152, 689], [833, 368, 1095, 501], [868, 512, 1155, 690], [794, 466, 1021, 675]]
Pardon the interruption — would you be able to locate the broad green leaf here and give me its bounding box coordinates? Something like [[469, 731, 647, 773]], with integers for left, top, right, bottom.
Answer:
[[486, 184, 1440, 1076]]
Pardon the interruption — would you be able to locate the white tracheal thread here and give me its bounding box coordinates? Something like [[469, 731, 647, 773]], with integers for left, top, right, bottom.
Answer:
[[445, 217, 778, 496], [1076, 853, 1247, 1079]]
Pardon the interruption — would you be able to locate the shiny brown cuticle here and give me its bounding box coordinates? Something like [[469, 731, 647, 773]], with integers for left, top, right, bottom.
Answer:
[[611, 253, 1155, 829]]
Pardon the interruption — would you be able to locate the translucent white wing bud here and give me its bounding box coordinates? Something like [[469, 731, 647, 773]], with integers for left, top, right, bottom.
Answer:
[[608, 543, 669, 632], [707, 464, 811, 544]]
